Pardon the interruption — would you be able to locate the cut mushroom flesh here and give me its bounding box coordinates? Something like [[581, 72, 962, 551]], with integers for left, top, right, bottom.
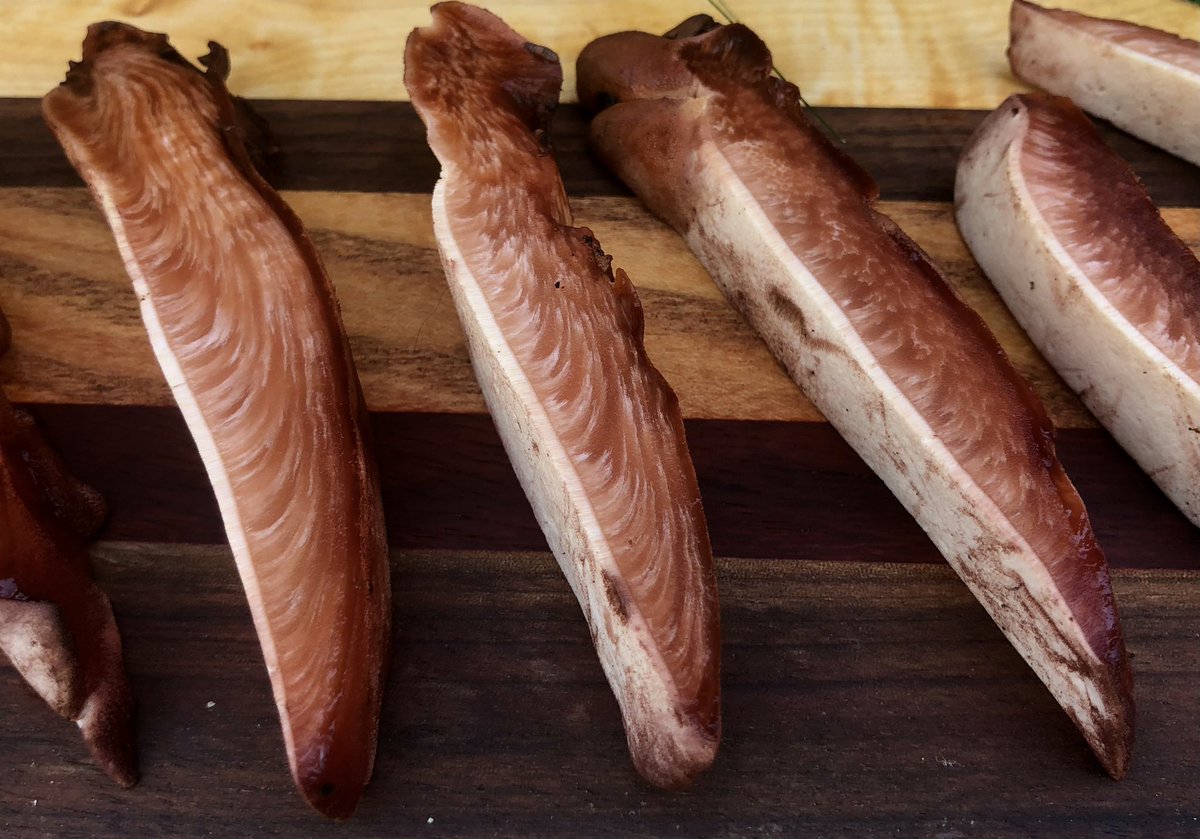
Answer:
[[1009, 0, 1200, 167], [43, 23, 390, 818], [578, 17, 1134, 778], [957, 92, 1200, 528], [405, 3, 720, 789], [0, 308, 137, 787]]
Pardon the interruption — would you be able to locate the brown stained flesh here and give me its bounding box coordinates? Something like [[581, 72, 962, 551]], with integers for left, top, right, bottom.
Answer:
[[406, 2, 720, 787], [1003, 93, 1200, 381], [43, 23, 389, 819], [0, 309, 137, 788], [579, 19, 1132, 776]]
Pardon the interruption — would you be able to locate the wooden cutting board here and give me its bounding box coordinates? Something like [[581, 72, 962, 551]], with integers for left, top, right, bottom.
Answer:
[[2, 2, 1200, 836]]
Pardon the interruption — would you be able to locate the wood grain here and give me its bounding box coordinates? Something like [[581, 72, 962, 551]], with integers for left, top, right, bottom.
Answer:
[[3, 1, 1196, 107], [4, 96, 1197, 427], [4, 186, 1196, 426], [3, 546, 1199, 836], [14, 406, 1199, 570], [4, 4, 1200, 835], [6, 100, 1200, 206]]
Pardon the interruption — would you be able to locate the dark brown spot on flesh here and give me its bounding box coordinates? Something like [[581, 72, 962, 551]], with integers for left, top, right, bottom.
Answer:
[[415, 7, 722, 786], [602, 571, 629, 622], [575, 227, 614, 276], [767, 285, 806, 333]]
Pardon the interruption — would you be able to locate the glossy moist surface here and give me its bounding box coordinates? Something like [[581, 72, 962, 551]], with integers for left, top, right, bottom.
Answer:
[[1015, 1, 1200, 73], [406, 4, 719, 743], [1017, 94, 1200, 381], [0, 310, 136, 787], [42, 24, 389, 818], [580, 19, 1127, 703]]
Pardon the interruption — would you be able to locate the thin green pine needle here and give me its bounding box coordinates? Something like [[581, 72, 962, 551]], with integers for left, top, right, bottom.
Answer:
[[704, 0, 846, 143], [708, 0, 738, 24]]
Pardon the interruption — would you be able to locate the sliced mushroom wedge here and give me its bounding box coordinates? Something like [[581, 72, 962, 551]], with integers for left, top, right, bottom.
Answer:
[[957, 91, 1200, 530], [43, 23, 390, 818], [578, 17, 1133, 777], [405, 3, 720, 788], [1009, 0, 1200, 167], [0, 308, 137, 787]]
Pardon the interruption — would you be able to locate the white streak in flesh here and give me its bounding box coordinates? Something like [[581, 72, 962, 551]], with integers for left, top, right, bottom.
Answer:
[[1009, 1, 1200, 166], [431, 175, 716, 785], [654, 114, 1125, 764], [45, 43, 382, 795], [956, 99, 1200, 526]]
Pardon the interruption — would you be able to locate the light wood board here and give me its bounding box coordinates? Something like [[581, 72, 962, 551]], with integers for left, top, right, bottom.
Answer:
[[2, 1, 1196, 106]]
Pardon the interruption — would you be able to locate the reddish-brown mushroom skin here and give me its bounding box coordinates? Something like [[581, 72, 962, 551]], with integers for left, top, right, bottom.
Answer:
[[43, 23, 390, 818], [957, 92, 1200, 529], [1009, 0, 1200, 166], [406, 3, 720, 788], [0, 308, 137, 788], [579, 17, 1133, 777]]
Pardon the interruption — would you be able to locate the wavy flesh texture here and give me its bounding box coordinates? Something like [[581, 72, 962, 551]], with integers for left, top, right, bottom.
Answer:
[[405, 3, 720, 789], [0, 308, 137, 787], [957, 92, 1200, 532], [42, 23, 390, 818], [578, 16, 1133, 778], [1009, 0, 1200, 167]]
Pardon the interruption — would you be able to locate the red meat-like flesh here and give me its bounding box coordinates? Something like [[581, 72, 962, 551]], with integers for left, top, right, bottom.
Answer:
[[580, 17, 1133, 777], [0, 308, 136, 787], [43, 23, 390, 818], [406, 3, 720, 788]]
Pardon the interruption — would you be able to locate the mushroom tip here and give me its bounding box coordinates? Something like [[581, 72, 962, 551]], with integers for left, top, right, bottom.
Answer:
[[81, 20, 157, 58], [1093, 684, 1135, 781], [198, 41, 231, 80], [1095, 726, 1134, 781], [77, 686, 139, 788], [299, 774, 367, 821], [626, 715, 721, 790], [663, 14, 722, 40], [1102, 748, 1132, 781], [84, 20, 130, 42], [97, 746, 140, 790]]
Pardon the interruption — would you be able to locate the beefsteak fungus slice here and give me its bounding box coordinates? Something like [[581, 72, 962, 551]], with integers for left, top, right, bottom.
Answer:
[[43, 23, 390, 818], [0, 309, 136, 788], [957, 92, 1200, 529], [1009, 0, 1200, 167], [578, 16, 1133, 778], [405, 3, 720, 789]]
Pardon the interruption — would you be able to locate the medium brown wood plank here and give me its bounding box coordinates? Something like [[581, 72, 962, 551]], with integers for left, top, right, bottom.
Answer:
[[19, 406, 1200, 570], [2, 547, 1199, 836], [6, 188, 1195, 426], [4, 99, 1200, 207]]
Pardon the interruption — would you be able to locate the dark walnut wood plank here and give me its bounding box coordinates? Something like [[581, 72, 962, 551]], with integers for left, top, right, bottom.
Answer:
[[5, 188, 1195, 425], [19, 405, 1200, 570], [2, 547, 1198, 837], [3, 99, 1199, 206]]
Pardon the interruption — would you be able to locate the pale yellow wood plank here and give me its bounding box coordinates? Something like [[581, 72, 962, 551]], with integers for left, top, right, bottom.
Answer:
[[1, 1, 1195, 107], [6, 187, 1192, 426]]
